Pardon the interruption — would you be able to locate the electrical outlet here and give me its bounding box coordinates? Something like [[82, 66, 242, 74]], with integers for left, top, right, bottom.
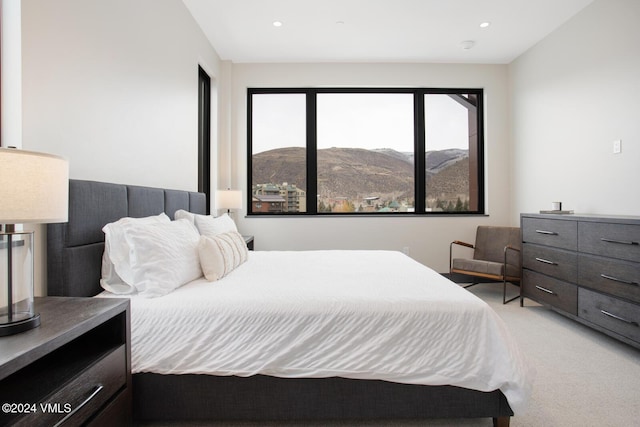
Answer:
[[613, 139, 622, 154], [402, 246, 410, 255]]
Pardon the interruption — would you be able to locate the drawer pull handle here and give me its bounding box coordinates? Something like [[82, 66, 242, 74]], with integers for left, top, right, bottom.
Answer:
[[535, 229, 558, 235], [600, 274, 639, 287], [535, 285, 556, 295], [53, 385, 104, 427], [600, 237, 639, 246], [535, 257, 558, 265], [600, 310, 639, 327]]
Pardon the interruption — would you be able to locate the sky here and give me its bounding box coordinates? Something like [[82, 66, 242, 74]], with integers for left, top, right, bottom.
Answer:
[[251, 92, 469, 154]]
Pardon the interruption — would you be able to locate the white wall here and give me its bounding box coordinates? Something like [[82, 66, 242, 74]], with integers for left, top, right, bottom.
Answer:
[[21, 0, 221, 192], [509, 0, 640, 220], [20, 0, 222, 295], [1, 0, 23, 148], [228, 62, 514, 272]]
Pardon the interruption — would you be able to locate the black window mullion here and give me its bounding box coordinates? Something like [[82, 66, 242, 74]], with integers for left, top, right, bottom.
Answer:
[[414, 91, 426, 214], [246, 89, 254, 214], [306, 91, 318, 215], [476, 91, 485, 214]]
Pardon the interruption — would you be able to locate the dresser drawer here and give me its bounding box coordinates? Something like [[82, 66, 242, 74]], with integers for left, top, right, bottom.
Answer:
[[522, 270, 578, 315], [523, 243, 577, 283], [579, 221, 640, 263], [522, 217, 577, 251], [12, 345, 127, 427], [578, 254, 640, 304], [579, 288, 640, 344]]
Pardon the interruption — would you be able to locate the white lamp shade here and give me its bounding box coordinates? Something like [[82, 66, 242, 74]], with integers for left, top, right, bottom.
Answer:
[[0, 148, 69, 224], [216, 189, 242, 211]]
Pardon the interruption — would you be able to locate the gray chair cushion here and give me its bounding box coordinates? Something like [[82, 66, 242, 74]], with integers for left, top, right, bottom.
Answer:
[[474, 226, 521, 268], [452, 258, 520, 278], [452, 258, 505, 277]]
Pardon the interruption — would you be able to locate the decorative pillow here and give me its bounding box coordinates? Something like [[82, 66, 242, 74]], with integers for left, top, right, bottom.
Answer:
[[100, 213, 170, 294], [195, 213, 238, 237], [124, 219, 203, 297], [198, 231, 248, 281]]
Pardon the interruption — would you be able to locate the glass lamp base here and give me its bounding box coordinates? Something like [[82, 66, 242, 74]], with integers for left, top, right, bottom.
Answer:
[[0, 313, 41, 336]]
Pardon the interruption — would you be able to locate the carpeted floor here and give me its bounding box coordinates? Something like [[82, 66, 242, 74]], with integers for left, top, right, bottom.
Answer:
[[136, 283, 640, 427]]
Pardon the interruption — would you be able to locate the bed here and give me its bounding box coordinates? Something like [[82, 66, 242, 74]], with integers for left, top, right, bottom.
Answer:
[[47, 179, 532, 426]]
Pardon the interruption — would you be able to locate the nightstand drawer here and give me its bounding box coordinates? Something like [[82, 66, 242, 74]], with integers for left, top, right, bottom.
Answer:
[[579, 222, 640, 263], [522, 217, 577, 250], [523, 270, 578, 315], [523, 243, 577, 283], [12, 345, 127, 427], [578, 254, 640, 304], [579, 288, 640, 344]]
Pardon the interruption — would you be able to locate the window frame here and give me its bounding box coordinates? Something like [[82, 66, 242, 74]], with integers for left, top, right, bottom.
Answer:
[[247, 87, 485, 216], [198, 66, 211, 214]]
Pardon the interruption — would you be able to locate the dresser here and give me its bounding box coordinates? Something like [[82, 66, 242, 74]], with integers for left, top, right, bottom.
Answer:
[[521, 213, 640, 349], [0, 297, 131, 426]]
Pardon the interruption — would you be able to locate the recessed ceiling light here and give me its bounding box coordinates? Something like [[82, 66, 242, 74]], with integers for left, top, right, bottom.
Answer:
[[273, 21, 283, 27], [480, 22, 491, 28]]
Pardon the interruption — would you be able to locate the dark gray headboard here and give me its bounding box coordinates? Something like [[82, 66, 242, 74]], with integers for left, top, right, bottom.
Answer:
[[47, 179, 206, 297]]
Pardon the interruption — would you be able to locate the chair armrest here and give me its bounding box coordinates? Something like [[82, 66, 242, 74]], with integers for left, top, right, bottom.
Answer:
[[452, 240, 474, 249], [504, 244, 520, 253]]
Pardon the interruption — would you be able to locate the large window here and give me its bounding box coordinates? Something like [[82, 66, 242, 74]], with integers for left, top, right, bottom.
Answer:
[[248, 88, 484, 215]]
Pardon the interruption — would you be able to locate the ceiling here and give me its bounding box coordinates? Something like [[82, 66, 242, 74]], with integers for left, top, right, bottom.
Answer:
[[182, 0, 594, 64]]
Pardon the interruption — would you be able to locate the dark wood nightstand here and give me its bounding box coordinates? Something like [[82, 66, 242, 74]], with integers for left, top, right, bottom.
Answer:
[[243, 235, 254, 251], [0, 297, 132, 426]]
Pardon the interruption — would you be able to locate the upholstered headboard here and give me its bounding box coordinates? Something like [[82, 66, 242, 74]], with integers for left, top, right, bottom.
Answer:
[[47, 179, 206, 297]]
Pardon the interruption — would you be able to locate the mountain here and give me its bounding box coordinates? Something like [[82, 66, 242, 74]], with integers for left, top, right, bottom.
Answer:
[[317, 147, 414, 200], [252, 147, 469, 205], [252, 147, 307, 189], [371, 148, 414, 165], [425, 148, 468, 174]]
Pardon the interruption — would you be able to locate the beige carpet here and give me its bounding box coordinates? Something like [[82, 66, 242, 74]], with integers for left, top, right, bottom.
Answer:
[[136, 283, 640, 427]]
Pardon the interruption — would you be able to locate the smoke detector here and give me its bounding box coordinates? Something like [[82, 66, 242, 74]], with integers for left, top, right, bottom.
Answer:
[[460, 40, 475, 50]]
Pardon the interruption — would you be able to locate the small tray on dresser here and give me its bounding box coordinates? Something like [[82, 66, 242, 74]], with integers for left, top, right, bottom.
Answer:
[[539, 210, 574, 214]]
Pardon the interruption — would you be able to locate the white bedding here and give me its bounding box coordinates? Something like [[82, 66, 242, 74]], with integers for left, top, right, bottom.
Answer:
[[99, 250, 533, 412]]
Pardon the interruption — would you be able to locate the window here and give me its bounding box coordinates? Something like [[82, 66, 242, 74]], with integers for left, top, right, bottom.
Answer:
[[198, 66, 211, 213], [250, 92, 307, 213], [248, 88, 484, 215], [424, 93, 481, 212]]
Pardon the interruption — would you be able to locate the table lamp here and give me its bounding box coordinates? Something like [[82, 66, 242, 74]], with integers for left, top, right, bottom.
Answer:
[[0, 147, 69, 336], [216, 189, 242, 215]]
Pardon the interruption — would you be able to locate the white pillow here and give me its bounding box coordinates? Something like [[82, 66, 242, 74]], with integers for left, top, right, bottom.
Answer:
[[174, 209, 198, 225], [101, 213, 170, 294], [198, 231, 248, 281], [195, 213, 238, 237], [125, 219, 202, 297]]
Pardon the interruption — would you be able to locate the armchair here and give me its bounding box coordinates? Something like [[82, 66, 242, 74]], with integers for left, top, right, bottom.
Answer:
[[450, 226, 521, 304]]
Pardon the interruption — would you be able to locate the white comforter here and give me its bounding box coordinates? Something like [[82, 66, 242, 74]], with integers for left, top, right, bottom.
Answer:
[[100, 250, 533, 412]]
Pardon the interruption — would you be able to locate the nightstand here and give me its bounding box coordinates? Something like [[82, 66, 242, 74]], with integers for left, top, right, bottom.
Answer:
[[243, 235, 255, 251], [0, 297, 132, 426]]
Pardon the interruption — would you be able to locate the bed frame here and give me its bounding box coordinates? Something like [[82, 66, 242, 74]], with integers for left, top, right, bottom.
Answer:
[[47, 179, 513, 426]]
